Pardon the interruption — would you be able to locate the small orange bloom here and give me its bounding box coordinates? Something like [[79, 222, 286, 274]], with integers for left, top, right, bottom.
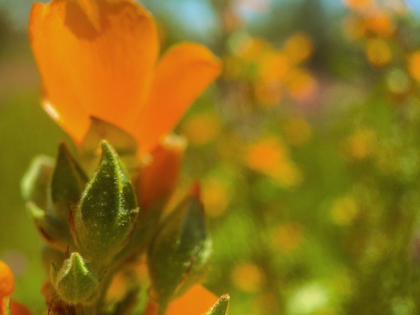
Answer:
[[30, 0, 222, 155], [0, 261, 31, 315]]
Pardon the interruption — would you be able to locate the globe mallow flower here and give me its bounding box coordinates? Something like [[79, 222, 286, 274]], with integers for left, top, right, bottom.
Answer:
[[29, 0, 222, 155], [0, 261, 31, 315]]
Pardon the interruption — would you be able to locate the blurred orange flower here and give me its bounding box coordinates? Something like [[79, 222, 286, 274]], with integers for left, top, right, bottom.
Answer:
[[408, 51, 420, 82], [145, 285, 218, 315], [272, 223, 303, 253], [343, 0, 375, 12], [182, 113, 222, 146], [344, 128, 377, 160], [30, 0, 222, 155], [245, 137, 302, 188], [284, 33, 314, 65], [365, 12, 395, 37], [0, 261, 31, 315], [231, 263, 264, 293]]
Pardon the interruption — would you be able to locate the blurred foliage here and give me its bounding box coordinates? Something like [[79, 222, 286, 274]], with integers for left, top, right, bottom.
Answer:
[[3, 0, 420, 314]]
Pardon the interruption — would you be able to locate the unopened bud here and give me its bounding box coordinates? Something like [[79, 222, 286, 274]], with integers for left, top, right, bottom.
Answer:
[[74, 141, 139, 262], [205, 295, 230, 315], [54, 252, 99, 305], [148, 184, 212, 311]]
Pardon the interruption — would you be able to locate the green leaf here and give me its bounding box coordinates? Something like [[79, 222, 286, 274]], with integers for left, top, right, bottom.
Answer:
[[205, 295, 230, 315], [148, 184, 212, 313], [51, 142, 88, 220], [74, 141, 139, 262], [55, 252, 99, 305], [21, 155, 54, 210]]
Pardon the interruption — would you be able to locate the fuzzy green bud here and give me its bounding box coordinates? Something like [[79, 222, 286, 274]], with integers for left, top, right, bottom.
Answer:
[[55, 252, 99, 305], [148, 184, 212, 312], [205, 295, 230, 315], [73, 141, 139, 262]]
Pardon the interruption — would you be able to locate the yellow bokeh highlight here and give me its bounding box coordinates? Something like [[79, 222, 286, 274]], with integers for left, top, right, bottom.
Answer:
[[182, 113, 221, 146], [283, 118, 312, 147], [331, 196, 360, 226], [228, 34, 316, 106], [284, 33, 314, 65], [344, 128, 377, 160], [366, 38, 392, 67], [408, 51, 420, 82], [237, 38, 269, 63], [244, 137, 302, 188], [231, 263, 264, 293], [272, 223, 303, 253], [258, 51, 291, 82], [202, 179, 231, 218]]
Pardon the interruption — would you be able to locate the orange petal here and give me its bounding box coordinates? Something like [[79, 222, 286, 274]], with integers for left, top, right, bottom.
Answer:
[[30, 0, 159, 142], [137, 135, 186, 211], [134, 43, 222, 155], [76, 0, 100, 31], [0, 261, 14, 299], [166, 285, 218, 315]]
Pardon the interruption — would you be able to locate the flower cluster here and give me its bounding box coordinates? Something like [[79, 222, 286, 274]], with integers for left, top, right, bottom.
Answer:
[[20, 0, 231, 314]]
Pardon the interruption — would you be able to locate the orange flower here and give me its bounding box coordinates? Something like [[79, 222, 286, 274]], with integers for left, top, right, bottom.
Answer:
[[145, 285, 218, 315], [30, 0, 222, 155], [0, 261, 31, 315]]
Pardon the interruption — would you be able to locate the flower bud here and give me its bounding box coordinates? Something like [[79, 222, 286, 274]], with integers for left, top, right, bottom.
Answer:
[[73, 141, 139, 262], [54, 252, 99, 305], [148, 184, 212, 312], [27, 202, 74, 252], [21, 155, 54, 210], [51, 142, 88, 220], [117, 135, 187, 261], [205, 295, 230, 315]]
